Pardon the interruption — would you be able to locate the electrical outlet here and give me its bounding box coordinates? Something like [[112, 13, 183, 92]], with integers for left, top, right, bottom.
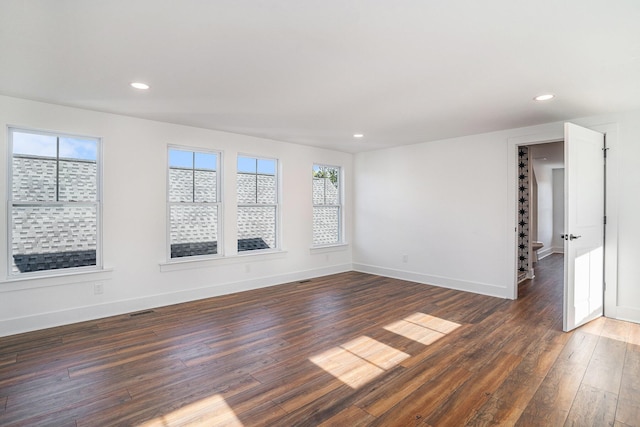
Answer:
[[94, 282, 104, 295], [402, 254, 408, 263]]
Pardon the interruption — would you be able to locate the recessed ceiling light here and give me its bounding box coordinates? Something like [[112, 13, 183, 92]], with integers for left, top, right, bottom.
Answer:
[[534, 94, 554, 101], [130, 82, 150, 90], [353, 133, 364, 138]]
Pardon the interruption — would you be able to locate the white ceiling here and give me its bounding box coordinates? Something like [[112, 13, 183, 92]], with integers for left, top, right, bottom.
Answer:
[[531, 141, 564, 171], [1, 1, 639, 153]]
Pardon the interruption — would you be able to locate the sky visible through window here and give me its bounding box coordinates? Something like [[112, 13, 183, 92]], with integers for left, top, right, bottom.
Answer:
[[12, 131, 97, 161], [169, 149, 217, 170], [238, 156, 276, 175]]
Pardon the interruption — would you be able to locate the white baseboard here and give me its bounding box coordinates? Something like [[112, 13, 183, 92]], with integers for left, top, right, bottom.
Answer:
[[352, 263, 509, 299], [0, 263, 352, 337], [537, 247, 554, 260], [613, 306, 640, 325], [552, 246, 565, 254]]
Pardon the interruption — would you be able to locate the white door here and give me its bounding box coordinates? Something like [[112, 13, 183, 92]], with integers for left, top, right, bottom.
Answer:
[[563, 123, 605, 332]]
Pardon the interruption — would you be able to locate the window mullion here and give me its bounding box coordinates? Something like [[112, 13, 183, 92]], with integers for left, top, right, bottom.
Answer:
[[192, 152, 196, 203], [254, 160, 258, 204], [56, 137, 60, 202]]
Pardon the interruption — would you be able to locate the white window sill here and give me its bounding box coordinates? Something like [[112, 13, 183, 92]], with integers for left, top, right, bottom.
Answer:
[[0, 267, 114, 292], [159, 249, 288, 272], [309, 243, 349, 253]]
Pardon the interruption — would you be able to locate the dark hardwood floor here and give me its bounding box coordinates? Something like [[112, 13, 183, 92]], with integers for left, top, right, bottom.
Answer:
[[1, 254, 639, 426]]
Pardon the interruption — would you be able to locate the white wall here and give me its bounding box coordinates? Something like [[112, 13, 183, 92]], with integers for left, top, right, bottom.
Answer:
[[0, 95, 353, 336], [552, 168, 565, 252], [353, 109, 640, 325], [609, 109, 640, 323], [353, 131, 510, 297], [530, 151, 554, 258]]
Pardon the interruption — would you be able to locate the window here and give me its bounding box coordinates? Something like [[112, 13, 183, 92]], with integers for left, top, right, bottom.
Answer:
[[168, 148, 221, 259], [237, 156, 278, 252], [313, 164, 342, 245], [8, 128, 101, 275]]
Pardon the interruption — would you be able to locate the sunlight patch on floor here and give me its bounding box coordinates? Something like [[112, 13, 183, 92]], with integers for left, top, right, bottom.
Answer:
[[137, 393, 243, 427], [310, 336, 410, 389], [383, 312, 460, 345]]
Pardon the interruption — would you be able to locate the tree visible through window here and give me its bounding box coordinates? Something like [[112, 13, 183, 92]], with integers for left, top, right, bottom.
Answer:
[[237, 156, 278, 252], [313, 164, 342, 245], [9, 128, 100, 275], [168, 148, 221, 259]]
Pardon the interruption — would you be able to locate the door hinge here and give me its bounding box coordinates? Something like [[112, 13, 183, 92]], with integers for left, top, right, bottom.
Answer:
[[603, 147, 610, 158], [604, 215, 607, 225]]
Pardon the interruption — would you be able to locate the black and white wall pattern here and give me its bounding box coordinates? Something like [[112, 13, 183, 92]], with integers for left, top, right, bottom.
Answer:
[[518, 147, 530, 274]]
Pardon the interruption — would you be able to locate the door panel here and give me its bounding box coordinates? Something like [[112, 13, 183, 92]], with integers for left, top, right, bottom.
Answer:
[[563, 123, 605, 332]]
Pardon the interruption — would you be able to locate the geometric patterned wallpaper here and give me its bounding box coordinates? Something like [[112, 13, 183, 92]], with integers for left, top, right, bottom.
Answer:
[[518, 146, 530, 274]]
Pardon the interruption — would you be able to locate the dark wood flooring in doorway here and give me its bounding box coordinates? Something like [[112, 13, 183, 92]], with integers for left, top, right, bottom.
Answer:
[[1, 254, 639, 426]]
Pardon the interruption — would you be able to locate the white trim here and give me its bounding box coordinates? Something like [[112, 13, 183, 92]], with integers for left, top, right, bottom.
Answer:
[[159, 249, 288, 272], [7, 126, 103, 278], [312, 163, 344, 246], [0, 262, 352, 337], [507, 122, 622, 323], [595, 123, 620, 321], [166, 145, 223, 261], [507, 130, 564, 299], [537, 247, 554, 260], [309, 243, 349, 253], [0, 267, 113, 291], [614, 307, 640, 325], [236, 154, 280, 251], [353, 263, 509, 299]]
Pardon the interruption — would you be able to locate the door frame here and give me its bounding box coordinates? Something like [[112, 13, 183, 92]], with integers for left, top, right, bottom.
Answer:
[[506, 123, 618, 316]]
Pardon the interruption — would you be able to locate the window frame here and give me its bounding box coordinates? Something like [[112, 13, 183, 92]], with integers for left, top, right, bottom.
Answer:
[[236, 154, 280, 253], [7, 127, 103, 278], [167, 145, 223, 261], [312, 163, 343, 247]]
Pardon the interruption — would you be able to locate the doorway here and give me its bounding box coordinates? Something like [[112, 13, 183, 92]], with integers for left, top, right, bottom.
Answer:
[[516, 141, 565, 284], [510, 123, 612, 332]]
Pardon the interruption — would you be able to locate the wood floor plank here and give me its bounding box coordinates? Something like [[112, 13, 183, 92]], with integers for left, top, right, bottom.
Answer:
[[628, 322, 640, 347], [615, 348, 640, 426], [513, 328, 568, 379], [5, 387, 131, 426], [467, 397, 528, 427], [1, 254, 638, 426], [515, 407, 570, 427], [564, 383, 617, 427], [318, 405, 376, 427], [368, 365, 472, 426], [0, 353, 17, 368], [354, 343, 468, 417], [422, 351, 522, 426], [581, 336, 627, 394], [601, 318, 632, 342], [515, 339, 594, 427]]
